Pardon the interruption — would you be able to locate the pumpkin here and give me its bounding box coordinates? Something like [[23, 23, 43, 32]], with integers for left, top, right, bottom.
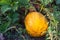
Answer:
[[24, 12, 48, 37]]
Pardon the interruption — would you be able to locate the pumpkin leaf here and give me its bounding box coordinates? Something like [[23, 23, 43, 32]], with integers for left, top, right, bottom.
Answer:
[[19, 0, 30, 7], [0, 21, 11, 33], [1, 5, 11, 13], [40, 0, 53, 5], [0, 0, 11, 5], [56, 0, 60, 5]]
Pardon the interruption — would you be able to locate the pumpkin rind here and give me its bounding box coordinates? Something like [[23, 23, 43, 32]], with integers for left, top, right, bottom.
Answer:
[[24, 12, 48, 37]]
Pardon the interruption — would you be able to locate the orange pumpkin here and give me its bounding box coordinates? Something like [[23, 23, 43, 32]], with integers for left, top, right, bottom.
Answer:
[[24, 12, 48, 37]]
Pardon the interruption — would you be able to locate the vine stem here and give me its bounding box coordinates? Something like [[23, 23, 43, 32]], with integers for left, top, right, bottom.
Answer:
[[3, 26, 16, 34]]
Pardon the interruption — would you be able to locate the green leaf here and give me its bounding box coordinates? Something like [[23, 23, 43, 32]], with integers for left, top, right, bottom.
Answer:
[[11, 2, 18, 11], [40, 0, 53, 5], [0, 0, 11, 5], [7, 12, 19, 24], [53, 11, 60, 21], [56, 0, 60, 4], [12, 13, 19, 23], [1, 5, 11, 13], [19, 0, 30, 7], [0, 21, 11, 33]]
